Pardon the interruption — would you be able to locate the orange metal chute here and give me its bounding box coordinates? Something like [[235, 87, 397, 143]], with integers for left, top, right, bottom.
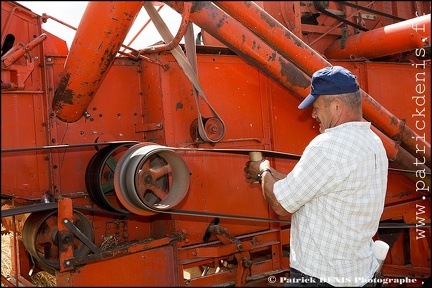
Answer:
[[213, 1, 329, 76], [324, 14, 431, 60], [51, 1, 143, 123]]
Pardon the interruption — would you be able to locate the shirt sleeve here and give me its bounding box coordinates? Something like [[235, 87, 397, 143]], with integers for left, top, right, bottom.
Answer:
[[273, 144, 336, 213]]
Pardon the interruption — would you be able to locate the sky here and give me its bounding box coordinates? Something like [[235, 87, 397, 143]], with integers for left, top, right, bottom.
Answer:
[[16, 1, 188, 50]]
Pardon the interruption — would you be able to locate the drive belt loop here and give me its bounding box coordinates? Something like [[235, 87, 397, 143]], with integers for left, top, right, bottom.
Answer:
[[144, 2, 225, 143]]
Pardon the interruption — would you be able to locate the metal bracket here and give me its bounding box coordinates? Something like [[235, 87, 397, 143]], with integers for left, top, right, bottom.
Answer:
[[203, 219, 253, 286], [62, 218, 102, 255]]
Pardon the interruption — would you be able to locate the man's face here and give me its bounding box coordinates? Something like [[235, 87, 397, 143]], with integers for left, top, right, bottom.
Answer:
[[311, 96, 337, 133]]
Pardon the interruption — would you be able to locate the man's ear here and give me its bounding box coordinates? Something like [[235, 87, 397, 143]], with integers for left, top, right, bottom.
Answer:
[[332, 98, 343, 113]]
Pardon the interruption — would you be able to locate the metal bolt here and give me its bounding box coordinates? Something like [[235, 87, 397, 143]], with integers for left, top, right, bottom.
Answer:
[[209, 124, 218, 133], [242, 258, 252, 267]]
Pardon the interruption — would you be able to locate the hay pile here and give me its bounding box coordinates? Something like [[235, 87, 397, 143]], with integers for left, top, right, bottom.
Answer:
[[1, 232, 11, 287], [1, 229, 56, 287], [31, 271, 56, 287]]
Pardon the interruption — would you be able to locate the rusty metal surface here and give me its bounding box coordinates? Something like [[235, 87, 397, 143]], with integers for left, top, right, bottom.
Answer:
[[324, 14, 431, 59], [166, 1, 312, 96], [51, 2, 143, 123]]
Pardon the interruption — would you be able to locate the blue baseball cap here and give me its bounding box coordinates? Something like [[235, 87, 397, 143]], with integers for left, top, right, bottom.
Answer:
[[298, 66, 359, 109]]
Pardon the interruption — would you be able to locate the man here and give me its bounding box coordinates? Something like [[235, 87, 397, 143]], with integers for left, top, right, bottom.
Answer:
[[244, 66, 388, 287]]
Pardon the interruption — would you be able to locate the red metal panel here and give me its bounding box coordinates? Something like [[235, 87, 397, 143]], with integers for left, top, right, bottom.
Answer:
[[360, 62, 431, 144], [56, 245, 178, 286], [1, 2, 50, 199]]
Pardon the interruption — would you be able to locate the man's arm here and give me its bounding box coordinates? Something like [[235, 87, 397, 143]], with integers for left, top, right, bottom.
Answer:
[[245, 159, 290, 216], [260, 165, 290, 216]]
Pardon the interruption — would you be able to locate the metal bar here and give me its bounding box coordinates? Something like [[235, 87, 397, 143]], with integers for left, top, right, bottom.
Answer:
[[122, 4, 164, 52], [340, 1, 407, 21], [313, 1, 368, 31], [1, 33, 47, 68], [138, 3, 191, 54], [63, 218, 102, 255], [58, 198, 74, 272], [1, 141, 139, 153], [65, 237, 170, 267]]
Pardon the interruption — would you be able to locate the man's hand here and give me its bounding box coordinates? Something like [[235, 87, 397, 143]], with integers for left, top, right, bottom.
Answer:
[[244, 159, 270, 183]]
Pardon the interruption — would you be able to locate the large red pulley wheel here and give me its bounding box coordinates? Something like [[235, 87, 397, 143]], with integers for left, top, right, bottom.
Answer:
[[85, 142, 137, 214], [22, 210, 94, 271], [114, 142, 190, 216]]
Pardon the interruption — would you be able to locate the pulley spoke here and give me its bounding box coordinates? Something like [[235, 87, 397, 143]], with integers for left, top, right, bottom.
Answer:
[[150, 164, 172, 180], [35, 227, 55, 245], [105, 155, 117, 171], [146, 184, 169, 201], [44, 215, 57, 228], [101, 180, 114, 194]]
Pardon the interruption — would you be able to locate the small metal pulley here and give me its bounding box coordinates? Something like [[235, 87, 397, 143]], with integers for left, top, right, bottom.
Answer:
[[190, 117, 225, 143]]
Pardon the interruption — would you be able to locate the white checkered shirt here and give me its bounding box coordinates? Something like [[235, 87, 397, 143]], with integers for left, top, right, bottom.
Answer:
[[274, 122, 388, 287]]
